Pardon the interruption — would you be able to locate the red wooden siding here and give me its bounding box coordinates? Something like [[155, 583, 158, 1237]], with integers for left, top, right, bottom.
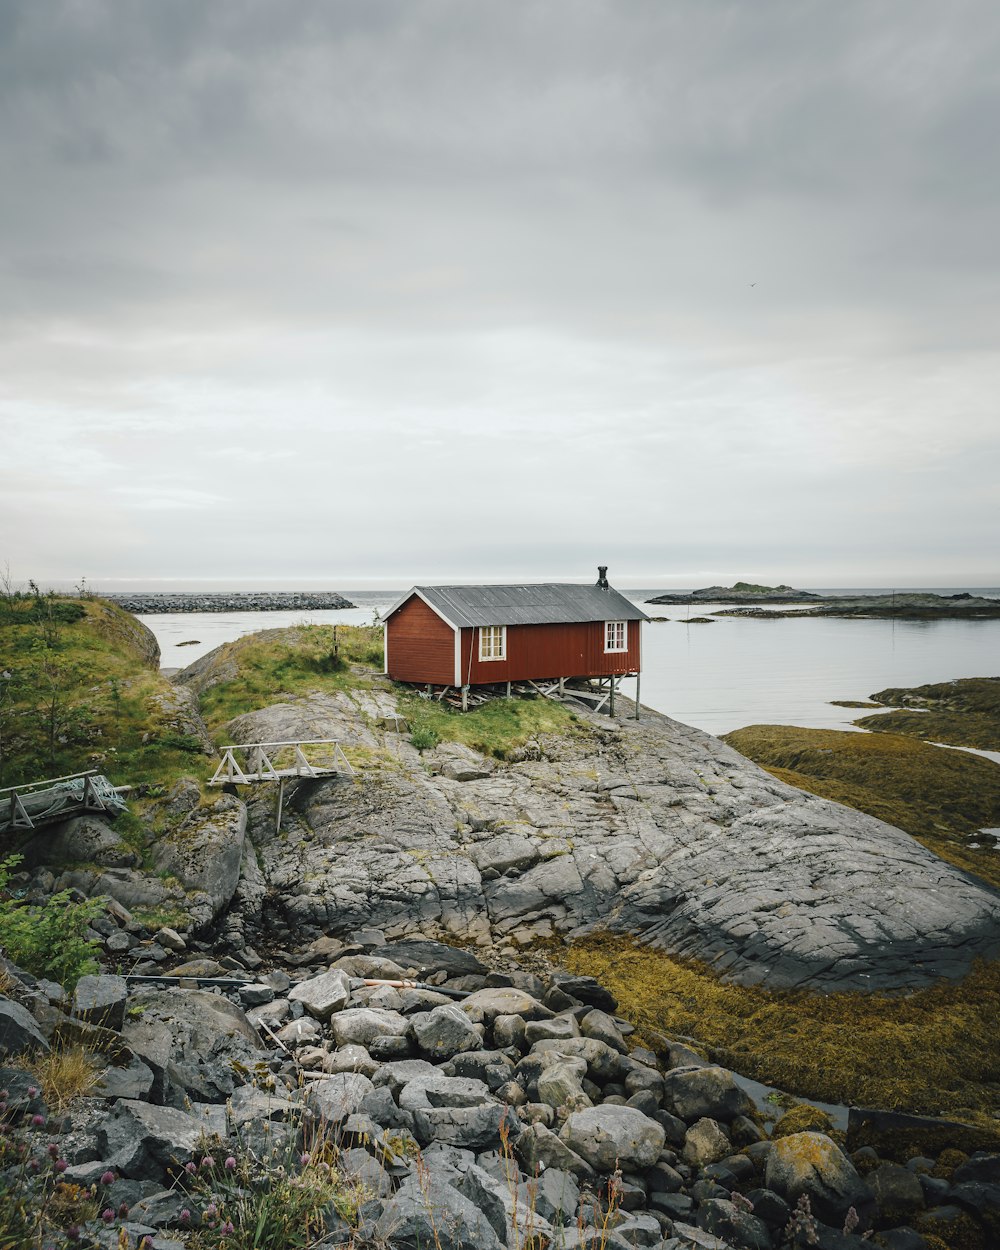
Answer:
[[459, 619, 640, 684], [385, 596, 456, 684]]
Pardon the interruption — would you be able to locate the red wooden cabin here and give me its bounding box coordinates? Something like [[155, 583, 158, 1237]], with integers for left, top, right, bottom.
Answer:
[[383, 568, 646, 701]]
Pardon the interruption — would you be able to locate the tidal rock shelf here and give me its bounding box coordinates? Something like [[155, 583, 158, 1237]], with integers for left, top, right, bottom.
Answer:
[[102, 590, 356, 613]]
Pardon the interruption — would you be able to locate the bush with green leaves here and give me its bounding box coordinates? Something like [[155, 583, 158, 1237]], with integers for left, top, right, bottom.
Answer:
[[0, 855, 103, 989], [409, 725, 441, 751]]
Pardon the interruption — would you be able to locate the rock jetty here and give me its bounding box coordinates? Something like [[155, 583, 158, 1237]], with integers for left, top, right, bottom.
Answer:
[[3, 931, 997, 1250], [102, 590, 355, 613]]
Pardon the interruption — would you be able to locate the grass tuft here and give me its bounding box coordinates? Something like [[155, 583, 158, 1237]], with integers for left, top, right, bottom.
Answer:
[[17, 1045, 100, 1113]]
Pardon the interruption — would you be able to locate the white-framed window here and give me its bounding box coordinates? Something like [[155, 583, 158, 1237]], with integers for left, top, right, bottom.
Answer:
[[479, 625, 507, 661], [604, 620, 627, 653]]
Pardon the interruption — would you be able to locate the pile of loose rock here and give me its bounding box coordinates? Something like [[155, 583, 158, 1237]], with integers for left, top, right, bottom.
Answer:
[[1, 932, 998, 1250]]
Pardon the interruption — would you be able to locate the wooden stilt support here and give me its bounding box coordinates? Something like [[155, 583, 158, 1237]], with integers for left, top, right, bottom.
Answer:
[[461, 685, 469, 712], [506, 681, 512, 699], [609, 679, 616, 717], [558, 677, 565, 695]]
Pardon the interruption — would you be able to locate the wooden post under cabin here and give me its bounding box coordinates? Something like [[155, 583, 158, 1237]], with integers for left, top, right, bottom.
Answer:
[[634, 673, 641, 721], [461, 685, 469, 712], [506, 681, 512, 699], [609, 680, 616, 717]]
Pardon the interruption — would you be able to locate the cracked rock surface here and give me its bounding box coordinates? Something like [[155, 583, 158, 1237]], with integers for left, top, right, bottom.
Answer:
[[221, 687, 1000, 992]]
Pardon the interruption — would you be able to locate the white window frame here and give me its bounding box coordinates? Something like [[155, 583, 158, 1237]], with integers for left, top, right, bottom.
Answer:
[[479, 625, 507, 661], [604, 620, 628, 653]]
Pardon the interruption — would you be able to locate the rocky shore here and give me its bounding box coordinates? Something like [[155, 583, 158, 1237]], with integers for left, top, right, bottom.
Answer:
[[3, 924, 998, 1250], [102, 591, 356, 614]]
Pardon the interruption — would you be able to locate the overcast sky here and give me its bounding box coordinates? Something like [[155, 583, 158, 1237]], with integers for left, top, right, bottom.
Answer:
[[2, 1, 998, 590]]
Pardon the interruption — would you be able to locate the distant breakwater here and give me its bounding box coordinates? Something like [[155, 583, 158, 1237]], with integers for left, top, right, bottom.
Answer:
[[104, 591, 356, 614]]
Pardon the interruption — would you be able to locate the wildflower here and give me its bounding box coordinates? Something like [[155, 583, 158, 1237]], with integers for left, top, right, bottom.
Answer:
[[101, 1209, 115, 1223], [55, 1159, 67, 1172], [185, 1161, 197, 1174], [48, 1143, 59, 1158], [118, 1203, 129, 1218], [221, 1221, 235, 1236], [300, 1152, 311, 1166], [65, 1228, 80, 1243], [224, 1155, 237, 1170], [28, 1158, 40, 1173], [204, 1203, 218, 1218], [180, 1209, 191, 1223], [31, 1113, 45, 1126], [27, 1086, 38, 1097], [201, 1154, 216, 1168], [101, 1170, 116, 1185]]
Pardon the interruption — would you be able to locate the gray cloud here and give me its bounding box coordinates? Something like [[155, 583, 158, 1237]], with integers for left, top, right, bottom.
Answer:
[[1, 1, 998, 586]]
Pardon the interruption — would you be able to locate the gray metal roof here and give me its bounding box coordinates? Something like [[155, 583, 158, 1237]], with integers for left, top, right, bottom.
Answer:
[[390, 583, 648, 629]]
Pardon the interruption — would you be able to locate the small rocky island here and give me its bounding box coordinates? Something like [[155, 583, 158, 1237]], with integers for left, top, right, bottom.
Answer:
[[647, 582, 1000, 619], [103, 590, 356, 613]]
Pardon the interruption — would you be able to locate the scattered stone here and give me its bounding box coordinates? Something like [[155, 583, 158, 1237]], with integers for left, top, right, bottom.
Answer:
[[288, 968, 352, 1019], [560, 1105, 666, 1172]]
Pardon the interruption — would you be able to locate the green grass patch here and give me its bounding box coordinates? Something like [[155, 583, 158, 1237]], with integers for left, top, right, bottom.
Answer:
[[562, 934, 1000, 1129], [853, 677, 1000, 751], [0, 596, 210, 790], [723, 723, 1000, 891], [397, 688, 589, 759], [194, 624, 383, 730]]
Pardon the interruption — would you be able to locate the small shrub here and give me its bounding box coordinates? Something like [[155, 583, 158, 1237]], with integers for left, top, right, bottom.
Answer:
[[174, 1110, 374, 1249], [410, 725, 441, 751], [0, 855, 103, 989]]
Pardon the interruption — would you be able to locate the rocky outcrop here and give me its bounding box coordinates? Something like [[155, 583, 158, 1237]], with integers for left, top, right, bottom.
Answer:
[[150, 793, 247, 928], [219, 689, 1000, 992]]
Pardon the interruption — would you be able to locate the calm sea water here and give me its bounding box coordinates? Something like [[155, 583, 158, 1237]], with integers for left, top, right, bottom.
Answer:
[[140, 588, 1000, 738]]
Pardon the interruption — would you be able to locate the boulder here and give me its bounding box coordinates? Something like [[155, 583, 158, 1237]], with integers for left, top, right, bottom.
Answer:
[[462, 987, 554, 1023], [288, 968, 352, 1020], [696, 1198, 772, 1248], [20, 814, 138, 870], [306, 1073, 376, 1125], [579, 1009, 628, 1052], [868, 1162, 926, 1227], [537, 1058, 591, 1112], [515, 1122, 596, 1179], [328, 1008, 409, 1049], [765, 1132, 875, 1228], [531, 1037, 622, 1080], [0, 997, 49, 1055], [378, 939, 488, 979], [74, 974, 128, 1032], [121, 988, 263, 1104], [682, 1117, 732, 1167], [411, 1004, 484, 1059], [662, 1065, 755, 1122], [97, 1099, 207, 1178], [560, 1105, 666, 1173], [375, 1174, 502, 1250]]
